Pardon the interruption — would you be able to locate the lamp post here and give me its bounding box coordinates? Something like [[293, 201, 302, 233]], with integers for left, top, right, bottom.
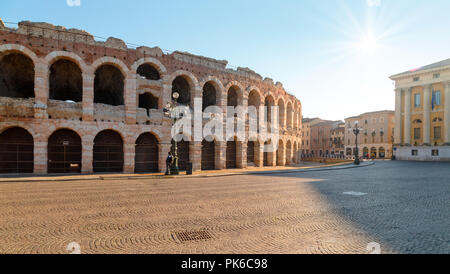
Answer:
[[353, 122, 361, 165], [163, 92, 180, 175]]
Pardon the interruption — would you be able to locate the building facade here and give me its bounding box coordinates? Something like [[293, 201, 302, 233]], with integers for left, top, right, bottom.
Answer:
[[330, 122, 345, 156], [390, 59, 450, 161], [344, 110, 395, 159], [0, 21, 303, 174], [309, 120, 341, 157]]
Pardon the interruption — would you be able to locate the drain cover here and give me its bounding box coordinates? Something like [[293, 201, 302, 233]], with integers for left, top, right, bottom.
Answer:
[[175, 231, 213, 242]]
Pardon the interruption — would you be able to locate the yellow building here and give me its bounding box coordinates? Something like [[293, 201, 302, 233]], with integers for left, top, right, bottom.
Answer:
[[344, 111, 395, 159], [390, 59, 450, 161]]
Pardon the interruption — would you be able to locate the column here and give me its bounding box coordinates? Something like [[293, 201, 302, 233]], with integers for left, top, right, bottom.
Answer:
[[445, 82, 450, 145], [123, 141, 135, 173], [216, 141, 226, 170], [404, 87, 411, 145], [33, 137, 47, 174], [82, 71, 94, 121], [124, 74, 137, 125], [394, 88, 402, 144], [190, 141, 202, 171], [254, 141, 264, 167], [236, 141, 247, 168], [33, 61, 48, 119], [423, 84, 431, 145], [81, 135, 94, 174]]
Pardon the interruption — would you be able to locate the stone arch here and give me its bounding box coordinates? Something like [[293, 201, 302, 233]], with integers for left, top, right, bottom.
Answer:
[[49, 58, 83, 102], [135, 132, 159, 173], [94, 64, 125, 106], [131, 57, 167, 78], [93, 129, 124, 173], [225, 81, 244, 106], [91, 56, 130, 76], [47, 128, 82, 173], [277, 97, 286, 128], [286, 101, 293, 128], [164, 70, 199, 90], [44, 51, 88, 72], [200, 76, 224, 108], [139, 92, 159, 115], [245, 86, 262, 102], [0, 126, 34, 173], [202, 81, 218, 110], [0, 50, 35, 98], [378, 147, 386, 158], [0, 44, 39, 65], [264, 94, 276, 124]]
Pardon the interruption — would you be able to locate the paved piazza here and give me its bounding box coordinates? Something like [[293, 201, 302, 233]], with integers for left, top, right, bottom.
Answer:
[[0, 161, 448, 254]]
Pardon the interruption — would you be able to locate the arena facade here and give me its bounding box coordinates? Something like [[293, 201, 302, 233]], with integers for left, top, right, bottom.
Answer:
[[0, 21, 302, 174]]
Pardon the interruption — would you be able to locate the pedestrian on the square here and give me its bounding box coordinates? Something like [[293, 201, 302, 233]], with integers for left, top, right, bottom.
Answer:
[[165, 152, 174, 175]]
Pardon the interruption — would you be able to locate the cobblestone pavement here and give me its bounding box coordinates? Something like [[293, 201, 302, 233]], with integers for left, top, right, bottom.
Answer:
[[0, 161, 448, 254]]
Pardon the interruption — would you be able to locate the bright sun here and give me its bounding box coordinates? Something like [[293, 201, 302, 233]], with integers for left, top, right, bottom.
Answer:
[[357, 33, 378, 55]]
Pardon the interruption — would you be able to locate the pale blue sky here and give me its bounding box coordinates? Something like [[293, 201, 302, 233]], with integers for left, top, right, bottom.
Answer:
[[1, 0, 449, 120]]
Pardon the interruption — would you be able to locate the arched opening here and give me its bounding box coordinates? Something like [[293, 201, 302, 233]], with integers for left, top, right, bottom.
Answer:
[[135, 133, 159, 173], [379, 147, 386, 158], [48, 129, 81, 173], [277, 140, 284, 166], [226, 139, 237, 169], [171, 139, 190, 171], [286, 140, 292, 165], [263, 140, 274, 167], [201, 139, 215, 170], [370, 147, 377, 158], [0, 127, 33, 173], [227, 86, 238, 107], [139, 93, 159, 115], [363, 147, 369, 158], [202, 82, 217, 111], [137, 64, 160, 80], [287, 102, 293, 128], [247, 141, 255, 165], [0, 53, 35, 98], [172, 76, 191, 106], [49, 59, 82, 102], [93, 130, 124, 173], [94, 65, 124, 106], [265, 96, 275, 124], [278, 99, 285, 128]]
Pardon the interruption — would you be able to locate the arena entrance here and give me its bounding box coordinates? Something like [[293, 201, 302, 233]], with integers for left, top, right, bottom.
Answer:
[[48, 129, 82, 173], [172, 140, 190, 171], [135, 133, 159, 173], [226, 140, 237, 169], [0, 127, 34, 173], [201, 140, 215, 170], [93, 130, 124, 173]]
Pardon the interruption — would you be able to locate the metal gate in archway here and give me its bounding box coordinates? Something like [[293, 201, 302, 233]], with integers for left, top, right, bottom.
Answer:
[[135, 133, 159, 173], [0, 127, 34, 173], [93, 130, 124, 173], [172, 140, 189, 171], [48, 129, 82, 173], [226, 141, 237, 169], [247, 141, 255, 164], [201, 140, 215, 170]]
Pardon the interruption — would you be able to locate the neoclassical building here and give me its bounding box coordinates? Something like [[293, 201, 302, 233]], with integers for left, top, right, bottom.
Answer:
[[390, 59, 450, 161], [0, 21, 302, 174]]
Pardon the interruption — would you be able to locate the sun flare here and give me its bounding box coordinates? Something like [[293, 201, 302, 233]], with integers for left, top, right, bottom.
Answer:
[[357, 32, 378, 55]]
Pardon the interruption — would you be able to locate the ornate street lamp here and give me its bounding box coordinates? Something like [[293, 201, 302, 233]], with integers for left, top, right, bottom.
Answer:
[[353, 122, 362, 165], [163, 92, 180, 175]]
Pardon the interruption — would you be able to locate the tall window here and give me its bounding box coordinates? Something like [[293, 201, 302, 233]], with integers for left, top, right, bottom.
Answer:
[[434, 126, 442, 140], [414, 128, 421, 140], [414, 93, 421, 107], [432, 90, 441, 107]]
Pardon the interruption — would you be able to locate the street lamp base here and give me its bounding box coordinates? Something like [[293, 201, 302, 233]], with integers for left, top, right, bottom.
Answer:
[[354, 158, 360, 165]]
